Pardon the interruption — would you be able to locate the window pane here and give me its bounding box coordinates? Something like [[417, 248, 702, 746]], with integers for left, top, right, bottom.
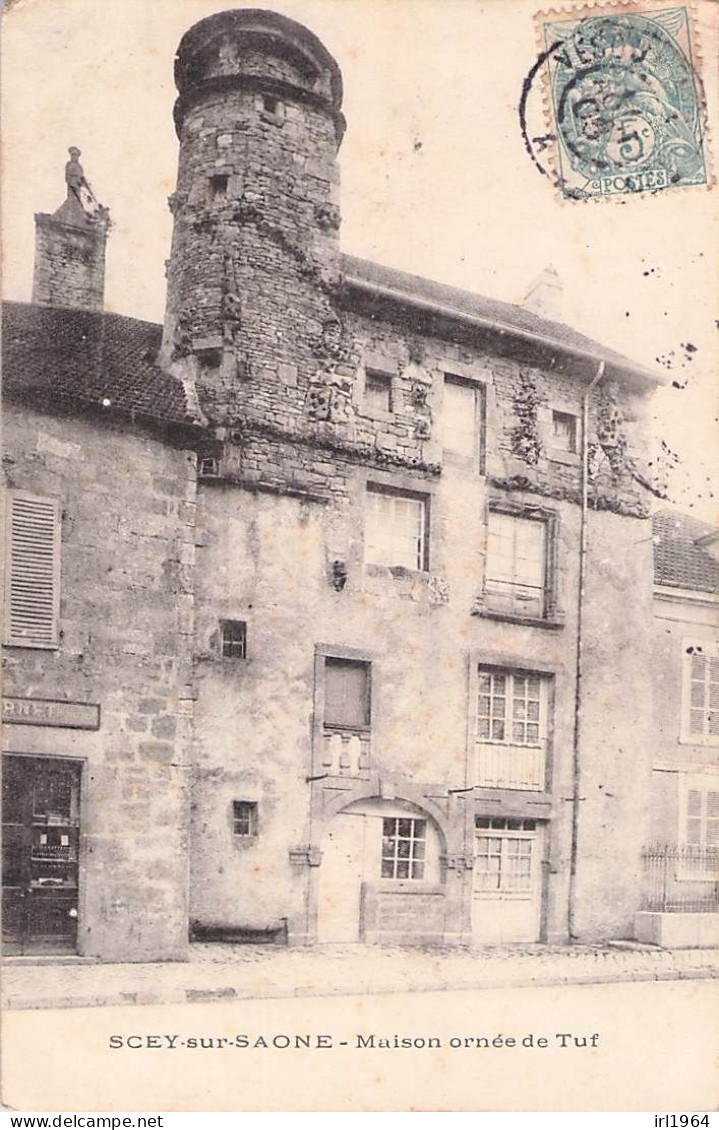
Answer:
[[477, 668, 547, 746], [486, 512, 546, 616], [443, 380, 477, 458], [380, 817, 427, 880], [365, 489, 425, 570], [324, 659, 369, 727], [552, 412, 577, 453], [365, 372, 391, 414]]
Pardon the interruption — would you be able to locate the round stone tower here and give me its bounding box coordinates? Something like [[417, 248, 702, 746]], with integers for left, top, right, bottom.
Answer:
[[161, 8, 346, 425]]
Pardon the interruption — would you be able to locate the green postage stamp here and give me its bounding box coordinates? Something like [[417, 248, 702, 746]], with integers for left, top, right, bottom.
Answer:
[[538, 4, 710, 199]]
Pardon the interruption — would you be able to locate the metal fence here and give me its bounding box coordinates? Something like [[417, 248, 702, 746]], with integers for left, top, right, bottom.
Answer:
[[641, 844, 719, 913]]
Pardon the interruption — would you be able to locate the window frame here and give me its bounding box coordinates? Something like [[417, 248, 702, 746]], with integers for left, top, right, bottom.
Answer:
[[364, 483, 430, 573], [680, 640, 719, 745], [232, 800, 258, 839], [473, 817, 538, 897], [220, 619, 247, 659], [476, 668, 550, 748], [362, 369, 394, 418], [4, 489, 61, 650], [323, 655, 372, 732], [677, 774, 719, 878], [380, 816, 427, 881], [442, 373, 485, 469], [484, 503, 557, 623], [551, 410, 579, 455]]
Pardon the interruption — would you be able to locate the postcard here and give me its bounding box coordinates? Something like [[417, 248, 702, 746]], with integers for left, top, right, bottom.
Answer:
[[1, 0, 718, 1113]]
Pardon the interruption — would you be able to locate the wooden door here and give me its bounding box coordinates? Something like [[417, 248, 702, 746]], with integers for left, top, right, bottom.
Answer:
[[2, 755, 81, 954]]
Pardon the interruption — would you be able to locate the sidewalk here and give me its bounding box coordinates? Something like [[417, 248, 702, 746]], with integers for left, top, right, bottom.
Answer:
[[3, 942, 719, 1011]]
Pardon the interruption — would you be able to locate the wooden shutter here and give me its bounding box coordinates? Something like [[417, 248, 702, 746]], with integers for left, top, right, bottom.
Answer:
[[324, 658, 370, 728], [4, 491, 61, 648]]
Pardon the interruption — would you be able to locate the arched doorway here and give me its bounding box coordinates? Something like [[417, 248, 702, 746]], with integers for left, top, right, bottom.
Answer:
[[316, 797, 444, 944]]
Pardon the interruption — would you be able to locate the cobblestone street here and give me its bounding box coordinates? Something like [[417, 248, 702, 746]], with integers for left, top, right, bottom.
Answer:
[[4, 941, 719, 1011]]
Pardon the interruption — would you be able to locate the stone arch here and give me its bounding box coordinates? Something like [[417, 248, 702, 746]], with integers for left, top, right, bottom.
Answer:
[[313, 789, 449, 944], [318, 780, 451, 856]]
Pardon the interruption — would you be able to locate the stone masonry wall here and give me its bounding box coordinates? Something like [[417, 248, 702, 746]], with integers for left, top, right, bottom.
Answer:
[[2, 404, 195, 960], [32, 217, 107, 311], [165, 10, 658, 946]]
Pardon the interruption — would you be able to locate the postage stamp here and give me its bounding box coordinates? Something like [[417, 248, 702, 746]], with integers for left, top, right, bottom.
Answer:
[[536, 4, 710, 199]]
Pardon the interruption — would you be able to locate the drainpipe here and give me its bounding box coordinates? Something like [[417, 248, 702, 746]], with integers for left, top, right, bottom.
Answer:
[[567, 359, 604, 942]]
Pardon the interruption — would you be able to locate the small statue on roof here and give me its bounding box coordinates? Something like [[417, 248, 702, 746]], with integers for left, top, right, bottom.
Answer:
[[64, 146, 110, 225]]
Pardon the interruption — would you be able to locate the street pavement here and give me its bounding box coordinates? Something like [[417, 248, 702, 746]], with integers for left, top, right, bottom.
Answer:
[[3, 940, 719, 1011]]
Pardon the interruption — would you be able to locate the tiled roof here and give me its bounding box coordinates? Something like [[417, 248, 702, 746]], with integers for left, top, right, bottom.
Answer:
[[653, 509, 719, 594], [341, 254, 662, 389], [2, 302, 190, 427]]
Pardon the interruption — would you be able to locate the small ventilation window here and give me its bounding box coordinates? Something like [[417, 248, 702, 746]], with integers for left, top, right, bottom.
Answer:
[[261, 94, 280, 116], [233, 801, 258, 838], [199, 456, 220, 479], [209, 175, 228, 200], [221, 619, 247, 659]]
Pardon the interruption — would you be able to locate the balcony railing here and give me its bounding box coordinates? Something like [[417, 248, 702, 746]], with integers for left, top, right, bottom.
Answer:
[[321, 726, 371, 778], [641, 844, 719, 912], [475, 742, 545, 791]]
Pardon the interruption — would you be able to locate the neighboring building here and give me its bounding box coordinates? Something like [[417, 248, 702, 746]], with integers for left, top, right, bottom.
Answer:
[[2, 9, 670, 959], [635, 511, 719, 947]]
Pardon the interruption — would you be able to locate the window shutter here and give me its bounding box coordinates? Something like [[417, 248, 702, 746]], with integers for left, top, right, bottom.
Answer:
[[686, 788, 703, 845], [4, 491, 61, 648], [324, 659, 370, 728]]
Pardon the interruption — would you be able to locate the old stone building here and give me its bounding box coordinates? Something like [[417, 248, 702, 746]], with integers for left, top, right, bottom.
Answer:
[[2, 8, 673, 959], [634, 511, 719, 947]]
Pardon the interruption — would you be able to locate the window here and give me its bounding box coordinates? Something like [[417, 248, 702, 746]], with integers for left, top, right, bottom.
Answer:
[[381, 817, 426, 879], [4, 491, 61, 649], [221, 619, 247, 659], [474, 817, 536, 893], [682, 644, 719, 742], [261, 93, 283, 117], [443, 376, 481, 460], [199, 456, 220, 479], [477, 669, 547, 746], [365, 486, 427, 571], [209, 175, 228, 200], [364, 370, 392, 415], [485, 509, 547, 618], [324, 657, 370, 729], [679, 777, 719, 877], [233, 801, 258, 838], [552, 411, 578, 453], [684, 785, 719, 847]]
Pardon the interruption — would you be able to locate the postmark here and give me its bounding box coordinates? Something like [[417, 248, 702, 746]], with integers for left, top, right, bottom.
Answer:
[[534, 4, 709, 199]]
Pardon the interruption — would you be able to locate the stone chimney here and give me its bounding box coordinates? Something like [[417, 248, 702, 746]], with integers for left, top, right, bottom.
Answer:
[[32, 148, 111, 310], [522, 264, 563, 322]]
